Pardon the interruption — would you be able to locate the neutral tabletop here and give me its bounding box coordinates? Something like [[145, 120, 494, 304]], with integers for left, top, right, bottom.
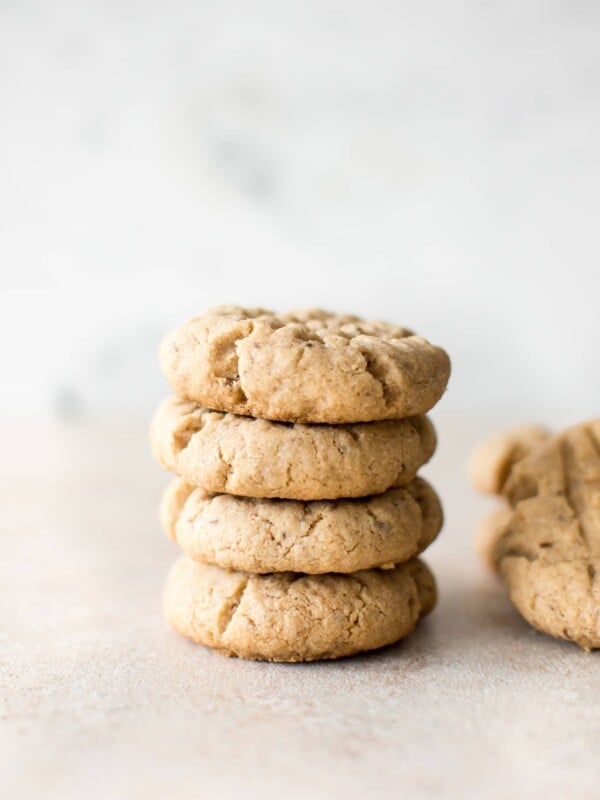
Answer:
[[2, 417, 599, 800]]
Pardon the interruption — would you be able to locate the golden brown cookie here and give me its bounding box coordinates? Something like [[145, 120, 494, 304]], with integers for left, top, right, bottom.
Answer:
[[161, 477, 442, 574], [151, 396, 436, 500], [468, 424, 550, 494], [159, 306, 450, 423], [163, 556, 437, 662], [471, 420, 600, 650]]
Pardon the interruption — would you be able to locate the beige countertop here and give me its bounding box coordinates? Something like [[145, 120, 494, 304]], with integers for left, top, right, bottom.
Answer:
[[2, 418, 599, 799]]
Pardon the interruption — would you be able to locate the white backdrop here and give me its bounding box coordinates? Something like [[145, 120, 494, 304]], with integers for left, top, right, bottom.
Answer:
[[2, 0, 600, 425]]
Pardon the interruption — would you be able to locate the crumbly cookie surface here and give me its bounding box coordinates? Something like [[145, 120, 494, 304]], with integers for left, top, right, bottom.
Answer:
[[161, 477, 442, 574], [151, 396, 436, 500], [163, 557, 436, 662], [159, 306, 450, 423], [472, 421, 600, 650]]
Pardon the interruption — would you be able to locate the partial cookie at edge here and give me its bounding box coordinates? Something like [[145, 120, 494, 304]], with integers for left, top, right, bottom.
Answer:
[[468, 424, 550, 495], [471, 418, 600, 650]]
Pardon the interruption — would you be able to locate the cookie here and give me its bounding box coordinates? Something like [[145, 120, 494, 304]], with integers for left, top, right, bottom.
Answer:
[[163, 556, 436, 661], [161, 476, 443, 574], [159, 306, 450, 423], [468, 424, 550, 494], [472, 420, 600, 650], [151, 396, 436, 500]]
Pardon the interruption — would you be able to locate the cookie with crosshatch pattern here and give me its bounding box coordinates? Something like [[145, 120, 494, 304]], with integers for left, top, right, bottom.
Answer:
[[159, 306, 450, 424], [471, 421, 600, 650]]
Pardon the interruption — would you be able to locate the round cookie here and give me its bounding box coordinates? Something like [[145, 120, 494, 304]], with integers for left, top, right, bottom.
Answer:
[[468, 424, 550, 495], [472, 419, 600, 650], [161, 477, 443, 574], [151, 396, 436, 500], [159, 306, 450, 423], [163, 557, 437, 662]]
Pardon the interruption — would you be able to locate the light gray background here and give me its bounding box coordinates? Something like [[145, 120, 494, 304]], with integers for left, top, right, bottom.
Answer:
[[2, 0, 600, 424]]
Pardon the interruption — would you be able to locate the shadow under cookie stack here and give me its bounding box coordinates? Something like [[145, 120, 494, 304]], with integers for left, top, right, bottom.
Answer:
[[151, 306, 451, 662]]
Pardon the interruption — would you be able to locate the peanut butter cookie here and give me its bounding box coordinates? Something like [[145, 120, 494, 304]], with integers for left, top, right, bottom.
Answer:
[[163, 556, 436, 661], [151, 396, 436, 500], [161, 477, 442, 574], [471, 421, 600, 650], [159, 306, 450, 423]]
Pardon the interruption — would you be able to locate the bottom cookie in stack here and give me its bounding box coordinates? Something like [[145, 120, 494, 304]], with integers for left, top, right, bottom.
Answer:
[[164, 557, 436, 662]]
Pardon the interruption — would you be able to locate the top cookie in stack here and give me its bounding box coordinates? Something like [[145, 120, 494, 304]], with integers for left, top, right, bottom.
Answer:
[[153, 306, 450, 662], [158, 306, 450, 424]]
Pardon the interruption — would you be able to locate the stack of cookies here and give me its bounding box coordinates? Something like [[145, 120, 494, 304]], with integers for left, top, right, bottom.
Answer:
[[151, 307, 451, 662]]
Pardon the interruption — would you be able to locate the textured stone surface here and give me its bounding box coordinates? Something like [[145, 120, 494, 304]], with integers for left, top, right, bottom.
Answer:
[[2, 419, 600, 799]]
